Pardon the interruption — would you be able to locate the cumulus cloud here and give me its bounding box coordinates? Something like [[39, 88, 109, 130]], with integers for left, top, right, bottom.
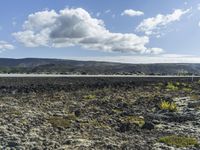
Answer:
[[144, 48, 164, 55], [121, 9, 144, 17], [136, 9, 190, 35], [0, 41, 15, 52], [13, 8, 163, 54]]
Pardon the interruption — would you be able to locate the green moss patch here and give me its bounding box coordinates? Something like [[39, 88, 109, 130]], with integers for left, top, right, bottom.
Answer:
[[120, 116, 145, 127], [83, 94, 96, 100], [159, 135, 198, 148], [166, 82, 179, 91], [48, 114, 76, 128]]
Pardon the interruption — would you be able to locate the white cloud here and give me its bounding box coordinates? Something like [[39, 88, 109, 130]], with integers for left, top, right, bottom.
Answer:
[[136, 9, 190, 35], [13, 8, 163, 54], [23, 10, 58, 30], [144, 48, 164, 55], [0, 41, 15, 52], [105, 9, 111, 14], [121, 9, 144, 17], [13, 30, 49, 47], [70, 54, 200, 64], [96, 12, 101, 17]]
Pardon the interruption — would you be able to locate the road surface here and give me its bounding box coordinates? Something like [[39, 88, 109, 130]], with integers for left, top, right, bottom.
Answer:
[[0, 74, 198, 78]]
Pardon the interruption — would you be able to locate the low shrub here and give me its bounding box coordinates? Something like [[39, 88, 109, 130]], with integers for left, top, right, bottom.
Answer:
[[166, 82, 178, 91], [182, 87, 192, 92], [160, 101, 177, 112]]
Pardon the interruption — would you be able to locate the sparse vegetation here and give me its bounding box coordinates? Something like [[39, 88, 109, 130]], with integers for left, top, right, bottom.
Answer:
[[48, 114, 76, 128], [182, 87, 192, 92], [166, 82, 179, 91], [160, 101, 177, 112], [7, 110, 22, 116], [83, 94, 96, 100], [159, 135, 198, 148], [120, 116, 145, 127], [190, 94, 200, 100], [0, 58, 200, 75], [88, 119, 111, 129], [1, 77, 200, 149], [197, 80, 200, 84]]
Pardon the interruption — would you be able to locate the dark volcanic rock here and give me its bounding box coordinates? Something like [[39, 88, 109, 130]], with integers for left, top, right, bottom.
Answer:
[[117, 122, 138, 132], [142, 122, 155, 130], [74, 109, 81, 117], [117, 123, 132, 132], [1, 78, 200, 149], [188, 100, 200, 108], [7, 141, 19, 147], [147, 112, 196, 123]]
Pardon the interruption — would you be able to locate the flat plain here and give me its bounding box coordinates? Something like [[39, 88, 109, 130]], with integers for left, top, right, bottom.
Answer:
[[1, 77, 200, 149]]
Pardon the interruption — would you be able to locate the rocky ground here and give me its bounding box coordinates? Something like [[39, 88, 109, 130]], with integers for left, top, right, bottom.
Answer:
[[0, 77, 200, 149]]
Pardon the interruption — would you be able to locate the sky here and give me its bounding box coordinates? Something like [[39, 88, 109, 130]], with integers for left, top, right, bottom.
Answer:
[[1, 0, 200, 63]]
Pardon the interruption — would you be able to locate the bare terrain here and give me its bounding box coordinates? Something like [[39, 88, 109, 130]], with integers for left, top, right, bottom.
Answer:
[[0, 77, 200, 149]]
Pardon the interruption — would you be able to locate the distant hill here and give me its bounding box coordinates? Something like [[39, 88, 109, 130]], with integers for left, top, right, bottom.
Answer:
[[0, 58, 199, 75]]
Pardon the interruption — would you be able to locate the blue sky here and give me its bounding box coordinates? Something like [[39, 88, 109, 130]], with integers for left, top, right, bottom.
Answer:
[[0, 0, 200, 63]]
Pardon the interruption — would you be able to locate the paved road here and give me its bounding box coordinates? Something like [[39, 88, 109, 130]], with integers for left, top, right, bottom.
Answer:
[[0, 74, 199, 78]]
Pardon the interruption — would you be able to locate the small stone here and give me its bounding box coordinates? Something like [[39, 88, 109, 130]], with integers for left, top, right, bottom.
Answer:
[[64, 140, 72, 145], [7, 141, 19, 147], [139, 116, 144, 119], [152, 119, 160, 124], [74, 109, 81, 117], [117, 123, 131, 132]]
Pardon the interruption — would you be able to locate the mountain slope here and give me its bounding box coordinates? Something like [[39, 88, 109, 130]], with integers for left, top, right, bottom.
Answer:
[[0, 58, 199, 75]]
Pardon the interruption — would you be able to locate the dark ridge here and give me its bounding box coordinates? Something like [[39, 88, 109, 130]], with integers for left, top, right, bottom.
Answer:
[[0, 58, 199, 75]]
